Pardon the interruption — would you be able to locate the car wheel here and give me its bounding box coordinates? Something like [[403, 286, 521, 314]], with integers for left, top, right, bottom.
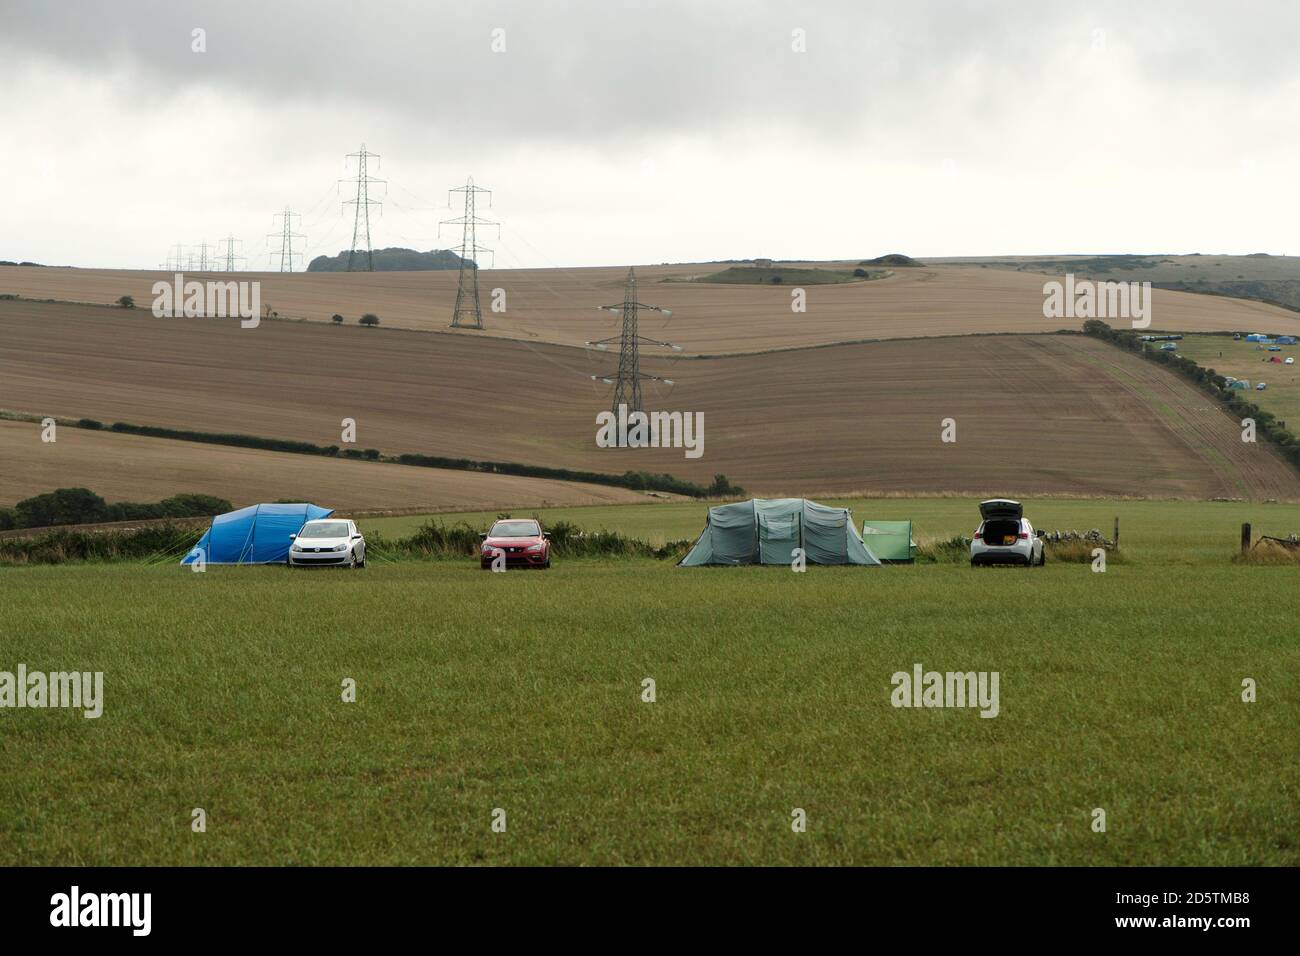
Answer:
[[1038, 547, 1046, 566], [358, 551, 366, 569], [348, 551, 357, 570]]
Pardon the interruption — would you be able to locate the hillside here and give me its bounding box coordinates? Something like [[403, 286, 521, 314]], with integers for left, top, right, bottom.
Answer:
[[3, 299, 1295, 502], [4, 261, 1300, 356]]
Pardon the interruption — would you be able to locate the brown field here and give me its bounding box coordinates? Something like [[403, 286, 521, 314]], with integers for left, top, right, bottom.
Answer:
[[4, 261, 1300, 356], [3, 299, 1296, 502], [0, 419, 654, 511]]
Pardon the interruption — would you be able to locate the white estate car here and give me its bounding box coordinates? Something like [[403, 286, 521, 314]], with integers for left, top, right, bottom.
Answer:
[[970, 499, 1044, 567], [288, 519, 366, 569]]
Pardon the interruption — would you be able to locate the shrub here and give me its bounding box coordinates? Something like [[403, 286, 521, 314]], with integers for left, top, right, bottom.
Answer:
[[15, 487, 109, 528], [359, 313, 380, 327], [331, 314, 344, 324], [0, 507, 16, 531], [78, 418, 104, 430], [852, 268, 868, 277], [117, 295, 135, 309]]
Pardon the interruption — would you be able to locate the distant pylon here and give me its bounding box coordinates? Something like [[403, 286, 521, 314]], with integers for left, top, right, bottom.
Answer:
[[193, 241, 214, 271], [217, 235, 245, 272], [162, 242, 187, 271], [341, 144, 385, 271], [268, 209, 305, 272], [587, 267, 681, 415], [440, 177, 498, 330]]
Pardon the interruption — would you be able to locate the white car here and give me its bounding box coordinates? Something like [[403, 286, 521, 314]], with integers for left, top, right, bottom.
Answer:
[[970, 499, 1044, 567], [288, 519, 366, 568]]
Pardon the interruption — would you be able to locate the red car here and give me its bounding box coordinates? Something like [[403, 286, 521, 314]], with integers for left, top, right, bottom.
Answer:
[[480, 519, 551, 569]]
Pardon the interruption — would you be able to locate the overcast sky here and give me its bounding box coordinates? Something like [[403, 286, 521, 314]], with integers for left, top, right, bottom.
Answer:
[[2, 0, 1297, 269]]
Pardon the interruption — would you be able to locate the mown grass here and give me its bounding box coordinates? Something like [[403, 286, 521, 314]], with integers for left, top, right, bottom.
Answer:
[[1, 500, 1296, 866]]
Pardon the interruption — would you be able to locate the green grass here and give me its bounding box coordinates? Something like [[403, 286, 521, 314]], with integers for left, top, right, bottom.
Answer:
[[1176, 334, 1300, 426], [2, 498, 1297, 865]]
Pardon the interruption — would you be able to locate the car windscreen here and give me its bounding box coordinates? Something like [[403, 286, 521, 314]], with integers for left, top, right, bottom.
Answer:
[[490, 521, 540, 537], [299, 522, 349, 538]]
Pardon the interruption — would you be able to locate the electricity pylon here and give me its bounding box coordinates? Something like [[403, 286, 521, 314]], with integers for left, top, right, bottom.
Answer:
[[440, 177, 498, 329], [217, 235, 245, 272], [341, 144, 385, 271], [192, 241, 214, 271], [587, 267, 681, 415], [162, 242, 187, 271], [268, 209, 305, 273]]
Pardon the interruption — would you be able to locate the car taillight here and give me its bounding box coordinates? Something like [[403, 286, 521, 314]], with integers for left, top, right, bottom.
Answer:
[[973, 532, 982, 539], [1018, 532, 1029, 540]]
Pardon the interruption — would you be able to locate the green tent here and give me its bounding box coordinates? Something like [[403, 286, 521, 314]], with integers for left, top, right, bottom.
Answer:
[[861, 520, 916, 562], [677, 498, 881, 566]]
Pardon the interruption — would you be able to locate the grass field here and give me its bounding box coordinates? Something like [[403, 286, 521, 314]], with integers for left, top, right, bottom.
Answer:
[[1, 498, 1296, 865], [1176, 334, 1300, 425]]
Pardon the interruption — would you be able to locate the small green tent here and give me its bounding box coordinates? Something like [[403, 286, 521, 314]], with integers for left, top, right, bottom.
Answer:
[[861, 520, 916, 562], [677, 498, 880, 566]]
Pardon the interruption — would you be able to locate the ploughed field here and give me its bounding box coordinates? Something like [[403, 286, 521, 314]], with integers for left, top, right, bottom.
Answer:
[[2, 299, 1297, 502], [5, 261, 1300, 355], [0, 420, 651, 513]]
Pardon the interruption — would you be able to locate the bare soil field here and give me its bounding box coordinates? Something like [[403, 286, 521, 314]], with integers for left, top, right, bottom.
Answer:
[[4, 261, 1300, 356], [3, 299, 1296, 501], [0, 420, 653, 511]]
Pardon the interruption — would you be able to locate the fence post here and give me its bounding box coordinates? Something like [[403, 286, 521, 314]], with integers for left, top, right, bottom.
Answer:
[[1113, 517, 1120, 549], [1241, 523, 1251, 554]]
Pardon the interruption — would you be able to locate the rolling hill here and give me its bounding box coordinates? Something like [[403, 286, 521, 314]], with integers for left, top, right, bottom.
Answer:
[[3, 298, 1295, 503]]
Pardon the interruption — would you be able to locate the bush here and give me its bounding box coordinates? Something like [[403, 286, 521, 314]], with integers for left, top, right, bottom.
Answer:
[[116, 295, 135, 309], [852, 268, 868, 277], [0, 523, 202, 565], [14, 487, 109, 528], [78, 418, 104, 430], [0, 507, 16, 531], [331, 314, 344, 324], [359, 313, 380, 327]]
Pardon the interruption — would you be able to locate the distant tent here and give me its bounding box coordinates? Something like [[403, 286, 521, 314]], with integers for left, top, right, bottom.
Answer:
[[1277, 335, 1297, 345], [861, 520, 916, 562], [180, 503, 334, 566], [1245, 333, 1269, 343], [677, 498, 880, 566]]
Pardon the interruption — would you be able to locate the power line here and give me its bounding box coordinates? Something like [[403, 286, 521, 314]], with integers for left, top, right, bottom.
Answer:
[[341, 143, 385, 271], [267, 208, 305, 273], [440, 176, 499, 330], [588, 267, 681, 415]]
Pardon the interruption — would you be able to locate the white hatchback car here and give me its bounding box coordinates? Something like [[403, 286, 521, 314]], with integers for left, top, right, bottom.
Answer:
[[288, 519, 366, 569], [970, 499, 1044, 567]]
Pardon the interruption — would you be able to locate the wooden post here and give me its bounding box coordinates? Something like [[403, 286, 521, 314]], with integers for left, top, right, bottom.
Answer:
[[1241, 522, 1252, 554], [1113, 517, 1120, 549]]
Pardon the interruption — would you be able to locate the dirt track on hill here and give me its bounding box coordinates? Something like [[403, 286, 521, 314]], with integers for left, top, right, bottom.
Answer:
[[3, 299, 1296, 502]]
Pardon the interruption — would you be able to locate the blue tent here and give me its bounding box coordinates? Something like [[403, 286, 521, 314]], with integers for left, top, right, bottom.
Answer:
[[181, 503, 334, 566]]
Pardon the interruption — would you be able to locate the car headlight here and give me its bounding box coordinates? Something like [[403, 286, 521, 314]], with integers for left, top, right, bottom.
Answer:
[[332, 544, 347, 552], [291, 543, 302, 551], [525, 543, 544, 552]]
